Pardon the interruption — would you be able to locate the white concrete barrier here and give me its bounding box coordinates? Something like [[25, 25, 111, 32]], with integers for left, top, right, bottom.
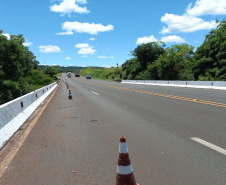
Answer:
[[0, 82, 57, 149], [121, 80, 226, 90]]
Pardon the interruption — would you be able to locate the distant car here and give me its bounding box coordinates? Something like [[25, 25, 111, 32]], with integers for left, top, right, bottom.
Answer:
[[67, 72, 72, 78], [75, 71, 80, 77], [86, 73, 92, 79]]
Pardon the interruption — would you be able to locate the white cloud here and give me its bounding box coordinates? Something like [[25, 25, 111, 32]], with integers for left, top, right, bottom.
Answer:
[[50, 0, 89, 15], [52, 64, 58, 66], [2, 33, 10, 40], [75, 43, 89, 48], [160, 0, 224, 34], [136, 35, 157, 44], [23, 42, 32, 47], [186, 0, 226, 16], [98, 56, 114, 59], [78, 48, 96, 55], [76, 0, 87, 4], [39, 45, 61, 53], [89, 37, 95, 41], [100, 64, 115, 68], [161, 35, 185, 43], [65, 57, 71, 60], [50, 0, 62, 3], [56, 31, 73, 35], [75, 43, 96, 55], [58, 21, 114, 35], [161, 13, 219, 34], [136, 34, 185, 44], [68, 64, 74, 66], [22, 38, 32, 47], [101, 64, 111, 68]]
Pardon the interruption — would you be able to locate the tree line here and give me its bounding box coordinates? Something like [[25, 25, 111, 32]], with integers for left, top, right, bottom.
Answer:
[[0, 31, 60, 105], [122, 20, 226, 81], [80, 67, 122, 80]]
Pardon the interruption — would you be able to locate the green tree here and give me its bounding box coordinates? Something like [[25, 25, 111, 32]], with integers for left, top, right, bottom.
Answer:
[[43, 66, 58, 77], [147, 62, 160, 80], [132, 42, 165, 70], [0, 31, 38, 81], [122, 58, 142, 79], [152, 44, 194, 80], [0, 80, 22, 104], [193, 20, 226, 80], [0, 30, 55, 105]]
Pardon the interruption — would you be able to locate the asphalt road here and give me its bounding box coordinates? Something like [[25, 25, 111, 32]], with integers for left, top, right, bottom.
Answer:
[[0, 73, 226, 185]]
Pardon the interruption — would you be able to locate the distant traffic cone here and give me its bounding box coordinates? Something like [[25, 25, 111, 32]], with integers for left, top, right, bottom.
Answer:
[[116, 136, 138, 185], [67, 84, 69, 89], [68, 90, 72, 99]]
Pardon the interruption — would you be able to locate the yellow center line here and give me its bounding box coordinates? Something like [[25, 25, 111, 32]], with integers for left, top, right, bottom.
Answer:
[[75, 78, 226, 108]]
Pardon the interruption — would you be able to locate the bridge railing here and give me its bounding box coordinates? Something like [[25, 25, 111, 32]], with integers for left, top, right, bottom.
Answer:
[[121, 80, 226, 90], [0, 82, 57, 149]]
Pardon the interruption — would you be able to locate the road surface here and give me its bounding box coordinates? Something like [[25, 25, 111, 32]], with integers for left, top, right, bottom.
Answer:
[[0, 73, 226, 184]]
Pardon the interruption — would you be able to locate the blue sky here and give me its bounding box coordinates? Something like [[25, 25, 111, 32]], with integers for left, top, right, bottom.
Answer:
[[1, 0, 226, 67]]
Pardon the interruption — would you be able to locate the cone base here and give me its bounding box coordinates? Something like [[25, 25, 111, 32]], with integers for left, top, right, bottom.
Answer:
[[116, 173, 137, 185]]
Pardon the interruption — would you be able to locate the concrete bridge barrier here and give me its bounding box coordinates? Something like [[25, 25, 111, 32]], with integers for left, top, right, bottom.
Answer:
[[121, 80, 226, 90], [0, 82, 57, 149]]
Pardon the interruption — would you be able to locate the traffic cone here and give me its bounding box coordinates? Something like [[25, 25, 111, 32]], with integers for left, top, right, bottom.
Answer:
[[116, 136, 138, 185], [68, 90, 72, 99], [67, 84, 69, 89]]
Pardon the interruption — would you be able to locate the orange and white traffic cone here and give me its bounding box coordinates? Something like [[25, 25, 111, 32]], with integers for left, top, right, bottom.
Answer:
[[68, 90, 72, 99], [116, 136, 138, 185]]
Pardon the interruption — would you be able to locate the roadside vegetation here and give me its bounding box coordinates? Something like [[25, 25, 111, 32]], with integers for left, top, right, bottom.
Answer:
[[0, 31, 60, 105], [80, 67, 122, 81], [79, 20, 226, 82], [122, 20, 226, 81]]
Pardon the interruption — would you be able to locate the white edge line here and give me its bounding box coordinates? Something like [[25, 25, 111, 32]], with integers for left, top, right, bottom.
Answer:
[[191, 137, 226, 156], [91, 91, 100, 96]]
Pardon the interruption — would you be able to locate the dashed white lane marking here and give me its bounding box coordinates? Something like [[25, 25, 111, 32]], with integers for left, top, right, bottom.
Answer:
[[191, 137, 226, 156], [91, 91, 100, 96]]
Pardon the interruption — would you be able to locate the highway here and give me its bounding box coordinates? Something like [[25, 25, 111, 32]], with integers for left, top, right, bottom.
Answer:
[[0, 73, 226, 185]]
